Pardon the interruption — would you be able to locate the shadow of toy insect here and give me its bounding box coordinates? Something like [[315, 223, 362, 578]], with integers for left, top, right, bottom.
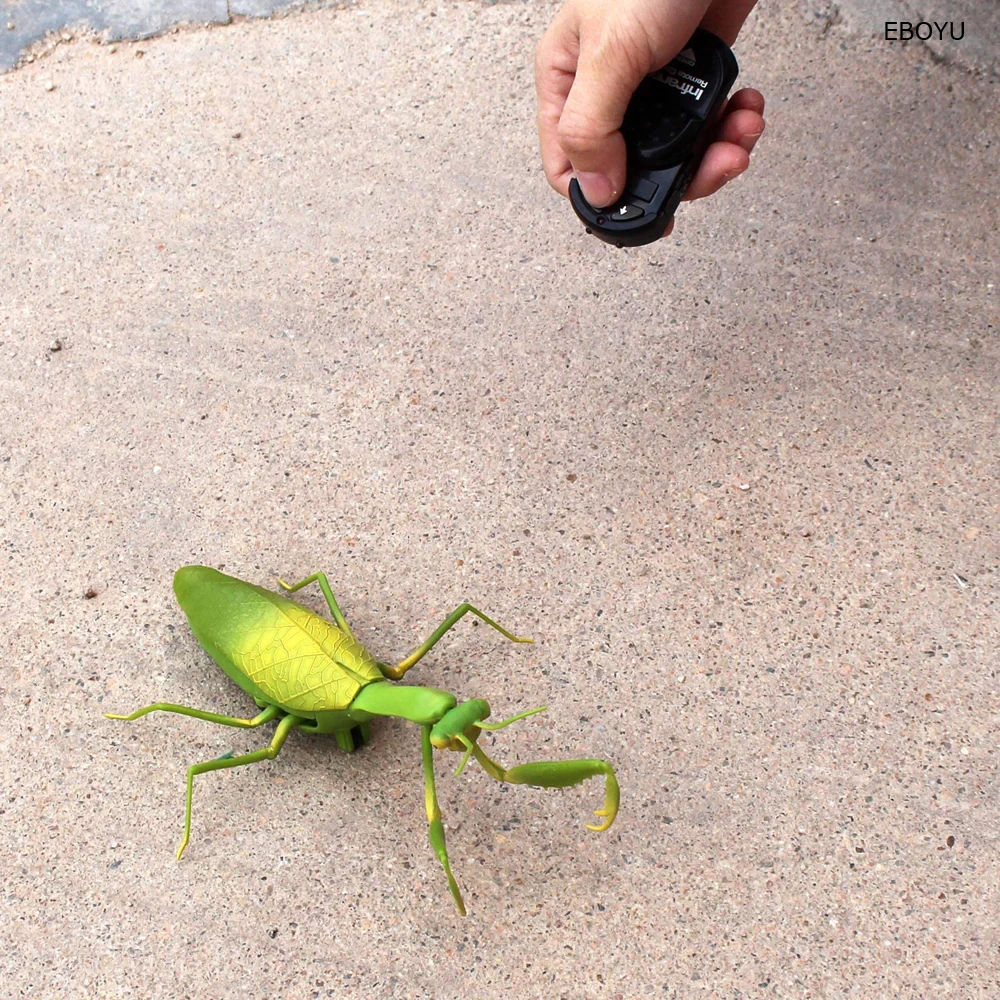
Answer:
[[106, 566, 620, 914]]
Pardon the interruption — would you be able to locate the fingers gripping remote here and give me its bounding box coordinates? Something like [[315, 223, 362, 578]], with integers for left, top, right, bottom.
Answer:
[[569, 28, 739, 248]]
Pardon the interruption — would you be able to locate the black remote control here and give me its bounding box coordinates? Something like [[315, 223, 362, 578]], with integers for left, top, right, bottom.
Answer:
[[569, 28, 739, 248]]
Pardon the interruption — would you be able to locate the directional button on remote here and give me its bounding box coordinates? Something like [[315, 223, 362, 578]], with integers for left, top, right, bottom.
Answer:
[[606, 203, 644, 221]]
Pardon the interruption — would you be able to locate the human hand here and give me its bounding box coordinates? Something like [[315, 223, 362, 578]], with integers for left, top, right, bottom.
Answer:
[[536, 0, 765, 226]]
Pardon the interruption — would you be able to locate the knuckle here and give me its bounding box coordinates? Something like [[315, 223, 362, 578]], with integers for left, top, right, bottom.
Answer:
[[557, 112, 603, 155], [591, 17, 651, 77]]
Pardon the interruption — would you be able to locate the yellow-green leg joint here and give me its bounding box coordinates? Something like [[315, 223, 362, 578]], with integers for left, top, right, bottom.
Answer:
[[421, 725, 466, 916], [176, 712, 300, 860]]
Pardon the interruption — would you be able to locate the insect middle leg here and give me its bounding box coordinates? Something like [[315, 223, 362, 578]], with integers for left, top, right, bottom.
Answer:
[[176, 712, 300, 860], [105, 702, 281, 729], [380, 603, 533, 680], [277, 571, 355, 640]]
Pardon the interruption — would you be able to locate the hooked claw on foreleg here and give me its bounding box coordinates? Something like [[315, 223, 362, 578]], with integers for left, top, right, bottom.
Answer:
[[585, 771, 620, 833]]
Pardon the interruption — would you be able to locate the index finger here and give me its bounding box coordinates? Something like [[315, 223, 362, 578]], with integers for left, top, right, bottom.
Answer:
[[535, 21, 579, 195]]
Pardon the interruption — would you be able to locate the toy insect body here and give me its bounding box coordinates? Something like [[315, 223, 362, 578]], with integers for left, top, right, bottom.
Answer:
[[107, 566, 619, 914]]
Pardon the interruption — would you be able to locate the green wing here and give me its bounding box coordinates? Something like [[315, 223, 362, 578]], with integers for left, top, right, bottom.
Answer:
[[174, 566, 381, 713]]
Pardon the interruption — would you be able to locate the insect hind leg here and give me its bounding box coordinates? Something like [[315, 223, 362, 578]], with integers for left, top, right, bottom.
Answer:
[[176, 712, 300, 860], [105, 702, 281, 729]]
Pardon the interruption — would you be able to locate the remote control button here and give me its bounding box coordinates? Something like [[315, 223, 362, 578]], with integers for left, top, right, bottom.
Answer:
[[631, 177, 659, 203], [605, 203, 644, 222]]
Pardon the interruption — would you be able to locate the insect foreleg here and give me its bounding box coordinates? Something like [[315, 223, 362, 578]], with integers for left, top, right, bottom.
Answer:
[[470, 745, 620, 833], [176, 712, 300, 860], [421, 724, 466, 916], [276, 571, 355, 640], [380, 603, 533, 680], [105, 703, 281, 729]]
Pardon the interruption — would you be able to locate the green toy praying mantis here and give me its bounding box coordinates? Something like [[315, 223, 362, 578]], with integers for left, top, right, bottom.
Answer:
[[106, 566, 619, 914]]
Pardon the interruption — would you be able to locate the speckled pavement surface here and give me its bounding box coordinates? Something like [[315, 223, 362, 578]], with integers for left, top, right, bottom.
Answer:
[[834, 0, 1000, 75], [1, 2, 997, 997]]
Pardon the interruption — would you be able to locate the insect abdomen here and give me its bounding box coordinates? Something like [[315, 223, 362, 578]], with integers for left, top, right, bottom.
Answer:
[[174, 566, 382, 714]]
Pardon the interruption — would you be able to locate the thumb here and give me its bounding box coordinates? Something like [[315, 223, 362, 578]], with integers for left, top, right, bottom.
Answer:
[[557, 48, 641, 208], [557, 7, 709, 208]]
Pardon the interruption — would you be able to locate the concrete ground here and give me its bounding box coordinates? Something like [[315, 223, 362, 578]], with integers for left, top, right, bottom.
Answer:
[[835, 0, 1000, 75], [1, 1, 997, 997]]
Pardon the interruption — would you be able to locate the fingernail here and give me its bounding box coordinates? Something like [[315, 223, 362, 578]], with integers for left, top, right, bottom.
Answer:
[[575, 172, 617, 208], [722, 168, 746, 183]]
